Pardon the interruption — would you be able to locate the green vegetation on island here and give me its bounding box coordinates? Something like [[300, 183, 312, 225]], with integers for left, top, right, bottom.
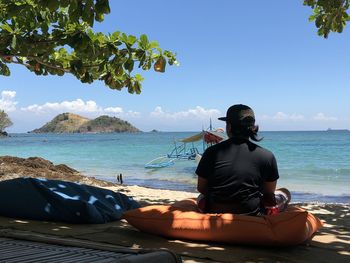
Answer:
[[30, 113, 140, 133], [79, 115, 140, 133]]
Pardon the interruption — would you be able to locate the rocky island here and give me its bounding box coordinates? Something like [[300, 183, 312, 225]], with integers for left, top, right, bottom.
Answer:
[[30, 113, 140, 133]]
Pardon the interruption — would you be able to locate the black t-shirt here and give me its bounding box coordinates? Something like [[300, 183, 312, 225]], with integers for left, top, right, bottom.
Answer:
[[196, 137, 279, 215]]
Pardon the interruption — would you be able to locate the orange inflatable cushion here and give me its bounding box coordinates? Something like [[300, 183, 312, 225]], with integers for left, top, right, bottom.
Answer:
[[123, 198, 323, 246]]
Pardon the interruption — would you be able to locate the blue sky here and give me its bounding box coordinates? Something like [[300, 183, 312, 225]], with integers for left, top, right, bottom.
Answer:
[[1, 0, 349, 132]]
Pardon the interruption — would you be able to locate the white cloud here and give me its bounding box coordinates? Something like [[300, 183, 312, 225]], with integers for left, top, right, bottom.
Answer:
[[21, 99, 102, 113], [150, 106, 220, 120], [313, 113, 338, 121], [20, 98, 140, 119], [104, 107, 140, 117], [0, 90, 17, 112], [104, 107, 123, 114], [125, 110, 141, 117], [260, 112, 305, 121], [273, 112, 289, 120]]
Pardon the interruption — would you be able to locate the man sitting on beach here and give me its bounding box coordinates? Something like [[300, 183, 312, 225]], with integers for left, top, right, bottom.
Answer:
[[196, 104, 291, 216]]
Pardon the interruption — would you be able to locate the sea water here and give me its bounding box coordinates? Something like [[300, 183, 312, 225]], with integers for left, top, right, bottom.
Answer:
[[0, 131, 349, 203]]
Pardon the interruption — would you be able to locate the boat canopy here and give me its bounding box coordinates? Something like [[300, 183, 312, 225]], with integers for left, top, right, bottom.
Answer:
[[204, 130, 227, 144], [178, 132, 204, 143], [179, 130, 227, 144]]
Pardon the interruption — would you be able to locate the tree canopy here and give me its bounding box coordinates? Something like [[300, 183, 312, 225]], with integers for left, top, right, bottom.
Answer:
[[0, 0, 177, 94], [0, 110, 13, 132], [304, 0, 350, 38]]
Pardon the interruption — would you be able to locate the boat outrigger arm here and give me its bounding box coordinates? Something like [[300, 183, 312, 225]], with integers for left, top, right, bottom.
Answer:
[[144, 156, 176, 169], [145, 130, 227, 169]]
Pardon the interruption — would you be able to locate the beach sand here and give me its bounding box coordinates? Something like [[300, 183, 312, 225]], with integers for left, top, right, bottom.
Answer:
[[0, 182, 348, 262], [0, 156, 349, 262]]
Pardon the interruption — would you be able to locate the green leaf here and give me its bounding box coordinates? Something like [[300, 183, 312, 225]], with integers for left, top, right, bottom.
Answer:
[[81, 72, 94, 83], [1, 23, 13, 33], [47, 0, 60, 12], [95, 0, 110, 14], [83, 0, 95, 27], [135, 74, 144, 82], [120, 33, 128, 43], [42, 22, 49, 34], [0, 62, 10, 76], [141, 58, 152, 70], [110, 31, 120, 41], [95, 13, 104, 22], [149, 41, 159, 49], [134, 81, 141, 94], [61, 0, 70, 8], [309, 14, 316, 22], [114, 65, 124, 76], [70, 60, 84, 74], [11, 35, 16, 49], [127, 35, 137, 46], [124, 59, 134, 72], [139, 34, 149, 49]]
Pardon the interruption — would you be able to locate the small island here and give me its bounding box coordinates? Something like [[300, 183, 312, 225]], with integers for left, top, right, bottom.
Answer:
[[30, 113, 140, 133]]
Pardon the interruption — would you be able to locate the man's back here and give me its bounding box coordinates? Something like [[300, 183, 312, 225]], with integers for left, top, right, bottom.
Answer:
[[196, 137, 279, 215]]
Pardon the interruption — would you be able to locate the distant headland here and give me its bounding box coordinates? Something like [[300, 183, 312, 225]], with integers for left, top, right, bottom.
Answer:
[[326, 128, 349, 132], [29, 113, 140, 133]]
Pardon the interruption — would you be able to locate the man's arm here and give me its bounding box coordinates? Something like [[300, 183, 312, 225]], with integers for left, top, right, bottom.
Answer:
[[263, 180, 277, 206], [264, 180, 277, 195], [197, 176, 208, 195]]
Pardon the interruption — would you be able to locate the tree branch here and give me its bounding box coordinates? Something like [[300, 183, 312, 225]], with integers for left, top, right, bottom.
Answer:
[[0, 54, 107, 72]]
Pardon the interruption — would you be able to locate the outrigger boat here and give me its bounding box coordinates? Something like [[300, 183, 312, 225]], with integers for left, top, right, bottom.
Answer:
[[145, 127, 227, 169]]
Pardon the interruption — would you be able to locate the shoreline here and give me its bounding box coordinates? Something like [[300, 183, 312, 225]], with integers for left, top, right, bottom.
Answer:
[[1, 155, 349, 205], [107, 183, 350, 205], [106, 184, 350, 207], [100, 176, 350, 204]]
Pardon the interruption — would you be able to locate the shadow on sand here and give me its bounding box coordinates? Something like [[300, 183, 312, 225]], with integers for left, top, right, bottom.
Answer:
[[0, 200, 348, 263]]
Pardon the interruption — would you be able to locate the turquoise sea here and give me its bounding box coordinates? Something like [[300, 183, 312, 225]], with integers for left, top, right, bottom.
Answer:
[[0, 131, 349, 203]]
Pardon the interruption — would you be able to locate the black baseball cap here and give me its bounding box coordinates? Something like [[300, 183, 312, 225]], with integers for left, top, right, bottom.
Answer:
[[218, 104, 255, 126]]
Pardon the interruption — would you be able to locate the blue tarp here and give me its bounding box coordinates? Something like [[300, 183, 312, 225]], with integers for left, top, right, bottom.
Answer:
[[0, 177, 140, 224]]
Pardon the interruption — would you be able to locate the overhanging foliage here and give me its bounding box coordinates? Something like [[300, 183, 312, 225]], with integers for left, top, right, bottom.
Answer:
[[0, 0, 178, 94], [304, 0, 350, 38]]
